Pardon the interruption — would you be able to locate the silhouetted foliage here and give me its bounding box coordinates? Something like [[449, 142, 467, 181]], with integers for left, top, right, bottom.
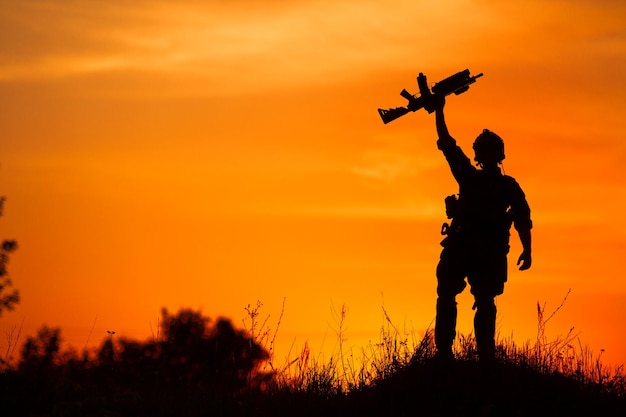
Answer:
[[0, 196, 19, 316], [19, 325, 62, 372], [109, 308, 272, 392], [0, 308, 273, 416]]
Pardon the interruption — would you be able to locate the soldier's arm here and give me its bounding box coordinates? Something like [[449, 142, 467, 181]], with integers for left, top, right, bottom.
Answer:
[[511, 183, 533, 270], [516, 228, 532, 271], [433, 95, 474, 181], [434, 95, 456, 149]]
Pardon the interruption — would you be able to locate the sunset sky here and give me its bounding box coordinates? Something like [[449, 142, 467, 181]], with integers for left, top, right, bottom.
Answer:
[[1, 0, 625, 368]]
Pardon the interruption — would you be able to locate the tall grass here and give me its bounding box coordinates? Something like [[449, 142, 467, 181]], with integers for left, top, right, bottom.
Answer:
[[247, 297, 626, 400], [0, 320, 22, 371], [494, 289, 626, 396], [276, 305, 428, 395]]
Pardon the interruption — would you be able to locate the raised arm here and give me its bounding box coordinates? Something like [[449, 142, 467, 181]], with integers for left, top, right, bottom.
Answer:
[[433, 95, 455, 150], [431, 94, 475, 183]]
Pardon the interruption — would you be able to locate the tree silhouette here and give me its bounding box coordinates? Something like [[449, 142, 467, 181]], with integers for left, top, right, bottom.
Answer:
[[0, 196, 19, 316], [3, 308, 274, 415], [112, 308, 272, 392], [18, 325, 62, 373]]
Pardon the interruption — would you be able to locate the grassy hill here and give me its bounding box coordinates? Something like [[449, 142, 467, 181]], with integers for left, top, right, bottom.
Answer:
[[1, 307, 624, 416], [263, 356, 626, 417], [261, 333, 626, 417]]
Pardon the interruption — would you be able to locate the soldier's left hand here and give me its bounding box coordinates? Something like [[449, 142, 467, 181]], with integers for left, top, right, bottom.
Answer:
[[517, 251, 532, 271]]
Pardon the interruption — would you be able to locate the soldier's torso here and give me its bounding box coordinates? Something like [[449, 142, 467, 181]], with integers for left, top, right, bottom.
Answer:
[[456, 170, 515, 246]]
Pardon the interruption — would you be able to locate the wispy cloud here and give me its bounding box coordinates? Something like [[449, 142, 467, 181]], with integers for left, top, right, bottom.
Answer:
[[351, 130, 441, 181], [0, 0, 512, 93]]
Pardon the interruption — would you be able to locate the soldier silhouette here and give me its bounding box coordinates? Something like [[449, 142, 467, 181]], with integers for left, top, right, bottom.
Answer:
[[431, 95, 532, 362]]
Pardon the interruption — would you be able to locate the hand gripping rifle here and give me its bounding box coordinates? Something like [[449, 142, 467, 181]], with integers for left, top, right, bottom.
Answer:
[[377, 69, 483, 124]]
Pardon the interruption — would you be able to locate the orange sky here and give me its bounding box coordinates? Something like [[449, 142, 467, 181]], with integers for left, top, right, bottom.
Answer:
[[1, 0, 626, 368]]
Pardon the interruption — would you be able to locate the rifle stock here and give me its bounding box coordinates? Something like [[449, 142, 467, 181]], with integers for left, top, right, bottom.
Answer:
[[378, 107, 410, 124]]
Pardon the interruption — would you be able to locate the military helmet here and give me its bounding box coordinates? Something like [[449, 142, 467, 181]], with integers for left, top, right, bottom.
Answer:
[[473, 129, 505, 164]]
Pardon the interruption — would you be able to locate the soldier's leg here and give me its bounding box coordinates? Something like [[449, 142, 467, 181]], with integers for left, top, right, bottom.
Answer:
[[473, 294, 497, 360], [469, 250, 506, 361], [435, 248, 467, 357], [435, 296, 456, 357]]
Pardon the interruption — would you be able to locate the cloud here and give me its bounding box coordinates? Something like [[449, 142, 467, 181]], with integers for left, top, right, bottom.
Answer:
[[0, 0, 509, 93], [351, 130, 441, 181], [2, 0, 625, 96]]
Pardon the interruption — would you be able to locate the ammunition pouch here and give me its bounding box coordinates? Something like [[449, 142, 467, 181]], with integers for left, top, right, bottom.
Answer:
[[440, 219, 461, 247], [441, 194, 461, 247], [444, 194, 460, 219]]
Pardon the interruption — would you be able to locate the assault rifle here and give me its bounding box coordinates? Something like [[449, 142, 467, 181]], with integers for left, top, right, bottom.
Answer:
[[377, 69, 483, 124]]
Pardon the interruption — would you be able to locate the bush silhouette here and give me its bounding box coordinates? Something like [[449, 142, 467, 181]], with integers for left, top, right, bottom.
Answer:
[[2, 308, 273, 416], [19, 325, 62, 372], [111, 308, 272, 391]]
